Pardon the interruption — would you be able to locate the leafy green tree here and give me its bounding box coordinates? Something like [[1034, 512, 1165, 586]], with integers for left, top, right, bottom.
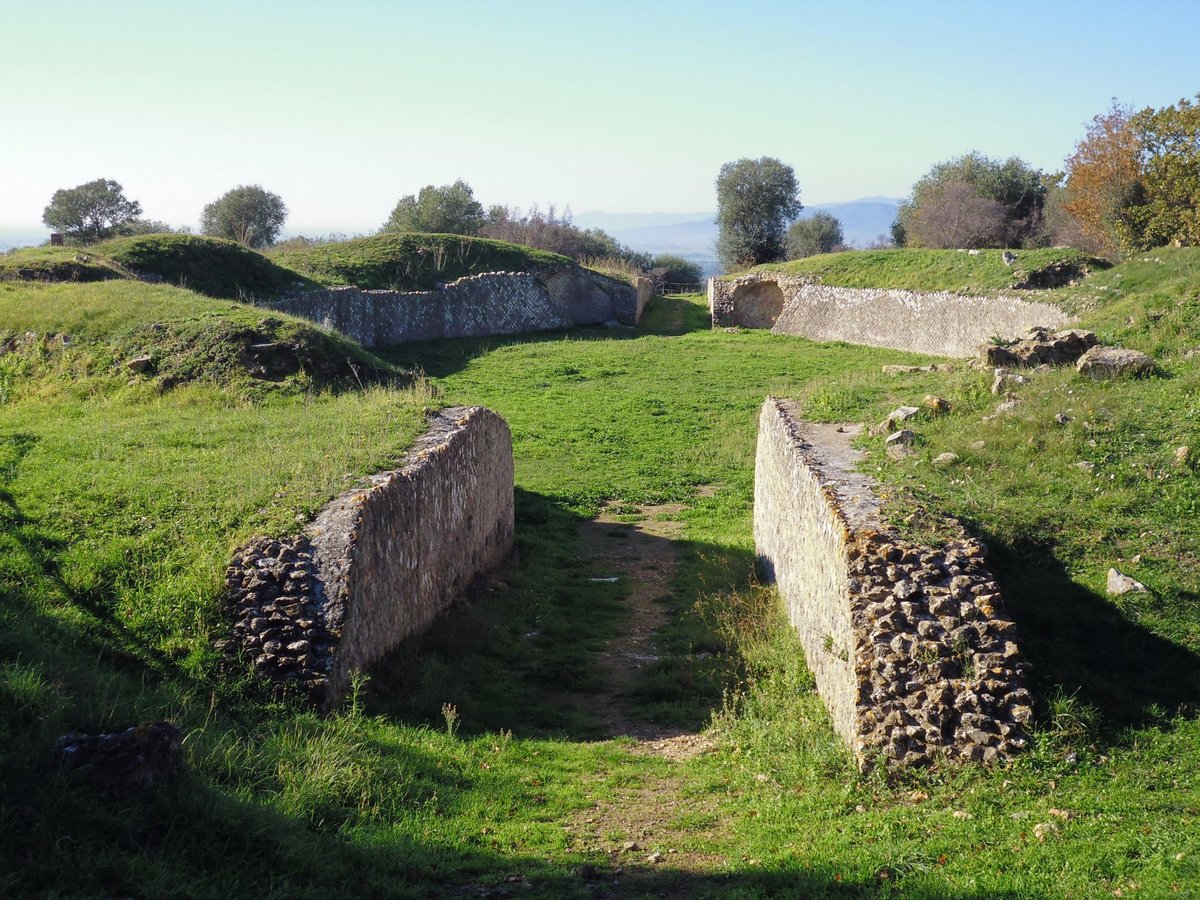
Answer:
[[383, 179, 486, 235], [1122, 94, 1200, 249], [715, 157, 801, 271], [785, 211, 844, 259], [896, 152, 1046, 248], [200, 185, 288, 249], [650, 253, 703, 285], [42, 179, 142, 244]]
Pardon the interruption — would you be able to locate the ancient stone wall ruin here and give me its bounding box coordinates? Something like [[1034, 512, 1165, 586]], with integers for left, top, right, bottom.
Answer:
[[754, 398, 1032, 767], [223, 406, 514, 707], [264, 270, 653, 348], [710, 272, 1073, 357]]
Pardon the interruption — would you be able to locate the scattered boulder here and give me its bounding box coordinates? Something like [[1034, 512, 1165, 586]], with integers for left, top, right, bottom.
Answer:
[[1174, 446, 1190, 467], [1106, 568, 1148, 596], [1002, 251, 1017, 266], [125, 355, 153, 374], [933, 452, 960, 468], [54, 721, 184, 798], [1076, 346, 1155, 379], [237, 340, 302, 380], [870, 405, 920, 436], [1054, 413, 1072, 426], [886, 429, 915, 458]]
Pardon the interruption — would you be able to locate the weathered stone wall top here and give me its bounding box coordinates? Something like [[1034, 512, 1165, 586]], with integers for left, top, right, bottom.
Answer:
[[224, 406, 515, 708], [754, 398, 1032, 768], [262, 269, 651, 348], [711, 271, 1074, 358]]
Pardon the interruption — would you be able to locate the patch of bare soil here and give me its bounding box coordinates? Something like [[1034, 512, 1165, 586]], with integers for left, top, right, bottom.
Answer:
[[571, 499, 710, 756]]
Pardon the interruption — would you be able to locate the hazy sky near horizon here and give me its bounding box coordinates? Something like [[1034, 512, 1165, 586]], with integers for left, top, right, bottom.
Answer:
[[2, 0, 1198, 230]]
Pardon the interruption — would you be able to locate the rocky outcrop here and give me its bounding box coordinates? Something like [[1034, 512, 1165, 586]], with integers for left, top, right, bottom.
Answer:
[[223, 406, 515, 707], [754, 399, 1031, 768], [982, 327, 1099, 368], [265, 270, 652, 348], [709, 272, 1072, 357]]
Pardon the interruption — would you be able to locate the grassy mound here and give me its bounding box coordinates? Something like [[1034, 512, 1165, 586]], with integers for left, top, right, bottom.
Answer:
[[0, 280, 396, 397], [1, 235, 317, 301], [0, 246, 129, 283], [746, 247, 1105, 293], [270, 232, 574, 290], [96, 234, 316, 299]]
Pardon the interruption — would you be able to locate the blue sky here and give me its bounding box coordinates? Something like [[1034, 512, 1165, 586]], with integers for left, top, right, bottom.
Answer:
[[2, 0, 1197, 230]]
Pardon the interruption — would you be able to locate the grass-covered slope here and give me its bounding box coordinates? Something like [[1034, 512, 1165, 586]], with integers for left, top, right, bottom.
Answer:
[[744, 246, 1105, 293], [1, 235, 316, 300], [270, 232, 575, 290], [96, 234, 317, 299], [0, 245, 130, 283], [0, 280, 393, 395]]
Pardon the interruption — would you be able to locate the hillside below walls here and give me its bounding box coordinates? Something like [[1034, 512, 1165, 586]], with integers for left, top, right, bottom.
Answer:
[[754, 399, 1032, 767], [223, 406, 514, 707], [710, 272, 1072, 357], [264, 269, 653, 348]]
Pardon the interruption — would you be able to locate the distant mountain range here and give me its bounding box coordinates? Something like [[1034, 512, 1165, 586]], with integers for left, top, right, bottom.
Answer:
[[574, 198, 903, 276]]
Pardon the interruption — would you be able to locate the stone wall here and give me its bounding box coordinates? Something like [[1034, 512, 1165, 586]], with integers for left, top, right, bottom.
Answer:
[[754, 399, 1032, 767], [264, 269, 652, 348], [710, 272, 1073, 357], [223, 406, 514, 707]]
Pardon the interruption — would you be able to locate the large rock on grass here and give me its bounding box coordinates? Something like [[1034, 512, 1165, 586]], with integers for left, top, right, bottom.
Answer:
[[1077, 347, 1155, 379]]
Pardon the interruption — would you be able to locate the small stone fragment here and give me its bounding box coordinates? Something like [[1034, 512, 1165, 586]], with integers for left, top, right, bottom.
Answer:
[[1174, 446, 1190, 467], [923, 395, 951, 414], [1054, 413, 1072, 425], [1074, 461, 1095, 475], [933, 452, 960, 468], [126, 355, 153, 373], [1106, 568, 1148, 595]]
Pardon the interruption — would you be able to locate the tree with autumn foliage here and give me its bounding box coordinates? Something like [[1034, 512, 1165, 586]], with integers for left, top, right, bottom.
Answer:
[[1062, 101, 1142, 257]]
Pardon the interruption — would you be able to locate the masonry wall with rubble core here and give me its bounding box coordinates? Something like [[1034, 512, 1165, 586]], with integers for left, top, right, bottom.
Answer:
[[709, 272, 1073, 357], [222, 406, 514, 709], [753, 398, 1033, 767], [264, 269, 654, 348]]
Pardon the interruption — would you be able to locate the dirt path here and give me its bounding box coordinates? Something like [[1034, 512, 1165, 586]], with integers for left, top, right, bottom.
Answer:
[[573, 499, 709, 755]]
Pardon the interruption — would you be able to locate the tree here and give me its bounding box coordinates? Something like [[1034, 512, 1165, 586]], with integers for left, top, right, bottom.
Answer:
[[715, 157, 801, 271], [905, 182, 1008, 249], [382, 179, 486, 235], [42, 179, 142, 244], [201, 185, 288, 248], [785, 211, 844, 259], [1061, 101, 1141, 257], [1123, 94, 1200, 249], [896, 152, 1046, 248], [650, 253, 703, 285]]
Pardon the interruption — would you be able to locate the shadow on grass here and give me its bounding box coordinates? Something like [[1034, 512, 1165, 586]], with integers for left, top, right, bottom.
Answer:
[[362, 486, 753, 741], [373, 294, 711, 381], [5, 764, 1022, 899], [977, 530, 1200, 737]]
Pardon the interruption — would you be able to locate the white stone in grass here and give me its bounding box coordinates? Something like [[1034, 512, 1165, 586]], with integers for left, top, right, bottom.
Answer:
[[1106, 568, 1148, 596]]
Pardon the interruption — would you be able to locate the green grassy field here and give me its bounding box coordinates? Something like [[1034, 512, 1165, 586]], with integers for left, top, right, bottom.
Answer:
[[2, 250, 1199, 897]]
